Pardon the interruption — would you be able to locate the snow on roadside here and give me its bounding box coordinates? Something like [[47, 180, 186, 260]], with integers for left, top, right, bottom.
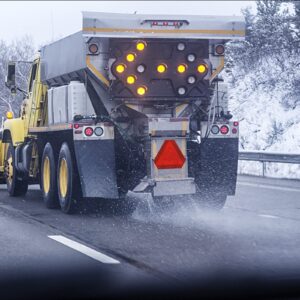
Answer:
[[225, 58, 300, 179]]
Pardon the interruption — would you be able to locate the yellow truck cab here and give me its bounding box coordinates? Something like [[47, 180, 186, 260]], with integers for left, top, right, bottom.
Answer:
[[0, 126, 4, 182], [0, 55, 47, 194]]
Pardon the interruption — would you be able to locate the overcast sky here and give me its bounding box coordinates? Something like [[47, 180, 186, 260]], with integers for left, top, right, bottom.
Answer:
[[0, 1, 255, 49]]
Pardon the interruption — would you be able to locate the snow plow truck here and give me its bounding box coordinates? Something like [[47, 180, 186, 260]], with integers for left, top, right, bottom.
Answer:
[[0, 12, 245, 213]]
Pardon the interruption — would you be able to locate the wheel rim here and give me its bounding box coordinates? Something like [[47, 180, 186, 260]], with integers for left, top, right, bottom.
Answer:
[[6, 155, 13, 185], [43, 156, 50, 194], [59, 158, 68, 198]]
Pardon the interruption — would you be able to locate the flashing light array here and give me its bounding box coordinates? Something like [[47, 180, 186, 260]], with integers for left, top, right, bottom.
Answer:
[[113, 41, 209, 97]]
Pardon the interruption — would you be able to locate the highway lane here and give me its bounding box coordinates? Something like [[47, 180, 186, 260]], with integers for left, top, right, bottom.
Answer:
[[0, 203, 161, 299], [0, 175, 300, 298]]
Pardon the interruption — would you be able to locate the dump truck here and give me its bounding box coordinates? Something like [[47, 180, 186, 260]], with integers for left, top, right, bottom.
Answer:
[[0, 12, 245, 213]]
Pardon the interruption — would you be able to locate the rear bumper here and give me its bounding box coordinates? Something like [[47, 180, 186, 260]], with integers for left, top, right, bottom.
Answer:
[[133, 177, 196, 197], [153, 177, 196, 197]]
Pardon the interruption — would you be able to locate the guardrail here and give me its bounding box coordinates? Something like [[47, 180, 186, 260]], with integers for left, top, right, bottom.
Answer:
[[238, 151, 300, 177]]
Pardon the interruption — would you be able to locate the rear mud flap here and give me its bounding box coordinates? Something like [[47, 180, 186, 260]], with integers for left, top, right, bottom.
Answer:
[[188, 138, 239, 195], [74, 140, 119, 199]]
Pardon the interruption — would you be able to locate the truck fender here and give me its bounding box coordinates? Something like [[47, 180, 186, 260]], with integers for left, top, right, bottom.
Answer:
[[2, 118, 25, 146], [15, 143, 32, 174]]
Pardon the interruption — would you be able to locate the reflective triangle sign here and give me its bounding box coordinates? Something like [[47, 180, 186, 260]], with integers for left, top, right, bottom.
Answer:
[[154, 140, 186, 169]]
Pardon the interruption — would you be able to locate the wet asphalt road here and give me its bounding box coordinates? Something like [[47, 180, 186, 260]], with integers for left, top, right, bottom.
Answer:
[[0, 175, 300, 299]]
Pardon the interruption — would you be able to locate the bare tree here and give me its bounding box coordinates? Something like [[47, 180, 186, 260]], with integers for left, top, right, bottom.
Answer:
[[0, 36, 34, 117]]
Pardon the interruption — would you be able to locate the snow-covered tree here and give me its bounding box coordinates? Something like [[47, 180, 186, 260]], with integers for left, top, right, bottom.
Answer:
[[0, 36, 34, 118], [225, 0, 300, 178]]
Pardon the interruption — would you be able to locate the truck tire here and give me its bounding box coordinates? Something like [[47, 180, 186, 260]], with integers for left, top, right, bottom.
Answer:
[[57, 143, 79, 214], [4, 143, 28, 197], [41, 143, 59, 208]]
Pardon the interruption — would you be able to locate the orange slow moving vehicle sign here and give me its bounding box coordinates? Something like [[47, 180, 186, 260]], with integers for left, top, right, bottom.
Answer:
[[154, 140, 186, 169]]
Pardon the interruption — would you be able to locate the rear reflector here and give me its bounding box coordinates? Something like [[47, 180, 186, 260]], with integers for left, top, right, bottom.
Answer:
[[94, 126, 104, 136], [211, 125, 219, 134], [232, 128, 238, 134], [154, 140, 186, 169]]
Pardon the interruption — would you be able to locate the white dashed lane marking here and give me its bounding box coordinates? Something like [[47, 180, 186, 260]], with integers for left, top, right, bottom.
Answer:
[[258, 214, 279, 219], [48, 235, 120, 264]]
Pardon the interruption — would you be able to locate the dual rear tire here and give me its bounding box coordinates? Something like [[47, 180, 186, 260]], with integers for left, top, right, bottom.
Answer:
[[57, 143, 79, 214], [41, 142, 79, 214], [42, 142, 134, 215], [41, 143, 58, 208]]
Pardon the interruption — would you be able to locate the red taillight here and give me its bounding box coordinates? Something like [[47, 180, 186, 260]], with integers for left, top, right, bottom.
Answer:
[[84, 127, 94, 137], [233, 121, 239, 127], [220, 125, 229, 135], [74, 124, 80, 129], [154, 140, 186, 169]]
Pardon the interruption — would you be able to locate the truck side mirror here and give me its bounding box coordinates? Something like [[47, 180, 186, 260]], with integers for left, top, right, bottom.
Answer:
[[5, 62, 17, 94]]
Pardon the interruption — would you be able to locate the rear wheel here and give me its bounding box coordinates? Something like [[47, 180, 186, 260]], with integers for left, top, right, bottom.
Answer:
[[41, 143, 59, 208], [57, 143, 79, 214], [4, 143, 28, 196]]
